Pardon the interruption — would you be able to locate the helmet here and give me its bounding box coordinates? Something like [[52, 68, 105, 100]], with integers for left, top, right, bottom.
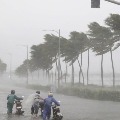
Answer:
[[36, 91, 40, 94], [11, 90, 15, 94], [34, 95, 40, 99], [48, 91, 53, 97]]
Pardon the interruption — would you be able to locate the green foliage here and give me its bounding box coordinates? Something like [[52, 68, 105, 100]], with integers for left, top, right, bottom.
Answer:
[[105, 14, 120, 51], [15, 60, 28, 77], [105, 14, 120, 31], [61, 31, 89, 64], [0, 59, 7, 74], [57, 86, 120, 102], [88, 22, 115, 55]]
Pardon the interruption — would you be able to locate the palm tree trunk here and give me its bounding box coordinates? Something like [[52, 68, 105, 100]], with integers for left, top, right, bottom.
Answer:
[[31, 72, 33, 81], [79, 71, 81, 84], [78, 52, 83, 84], [48, 70, 50, 85], [46, 69, 48, 81], [51, 71, 53, 84], [55, 70, 57, 86], [55, 56, 58, 73], [81, 52, 82, 66], [110, 49, 115, 87], [65, 61, 68, 83], [71, 60, 74, 86], [101, 54, 104, 87], [38, 69, 39, 81], [87, 49, 89, 85], [77, 58, 84, 85], [43, 70, 45, 80]]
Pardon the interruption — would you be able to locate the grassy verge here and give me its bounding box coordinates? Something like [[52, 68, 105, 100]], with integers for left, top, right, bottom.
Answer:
[[26, 84, 51, 91], [57, 85, 120, 102], [17, 83, 120, 102]]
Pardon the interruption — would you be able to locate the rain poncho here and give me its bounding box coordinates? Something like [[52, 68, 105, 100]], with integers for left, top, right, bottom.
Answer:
[[43, 96, 60, 120], [31, 93, 44, 115], [7, 94, 23, 114]]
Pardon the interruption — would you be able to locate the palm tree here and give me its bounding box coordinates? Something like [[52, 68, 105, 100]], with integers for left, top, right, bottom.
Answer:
[[105, 14, 120, 54], [88, 22, 116, 87], [44, 34, 63, 86], [69, 31, 89, 85], [105, 14, 120, 87], [61, 40, 76, 86]]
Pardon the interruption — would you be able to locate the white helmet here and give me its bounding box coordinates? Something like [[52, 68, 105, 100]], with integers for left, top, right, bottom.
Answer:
[[48, 91, 53, 97]]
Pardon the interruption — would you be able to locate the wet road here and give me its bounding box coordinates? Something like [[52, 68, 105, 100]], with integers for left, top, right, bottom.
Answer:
[[1, 84, 120, 120]]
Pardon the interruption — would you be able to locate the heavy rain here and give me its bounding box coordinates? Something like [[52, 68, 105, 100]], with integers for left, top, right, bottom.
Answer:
[[0, 0, 120, 120]]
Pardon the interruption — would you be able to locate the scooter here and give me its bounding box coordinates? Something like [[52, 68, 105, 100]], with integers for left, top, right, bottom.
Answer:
[[39, 100, 44, 116], [39, 100, 63, 120], [15, 96, 24, 115], [52, 102, 63, 120]]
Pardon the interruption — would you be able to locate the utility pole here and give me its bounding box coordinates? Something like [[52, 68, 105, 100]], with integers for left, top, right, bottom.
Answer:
[[58, 29, 61, 88]]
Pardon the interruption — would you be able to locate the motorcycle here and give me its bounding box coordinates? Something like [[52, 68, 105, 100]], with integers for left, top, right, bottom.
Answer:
[[39, 100, 44, 116], [15, 96, 24, 115], [52, 101, 63, 120], [38, 100, 63, 120]]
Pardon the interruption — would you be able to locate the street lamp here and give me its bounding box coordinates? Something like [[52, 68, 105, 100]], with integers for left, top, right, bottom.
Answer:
[[18, 45, 29, 85], [43, 29, 61, 88]]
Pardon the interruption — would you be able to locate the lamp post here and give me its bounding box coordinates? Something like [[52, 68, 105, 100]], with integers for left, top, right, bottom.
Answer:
[[18, 45, 29, 85], [43, 29, 61, 88]]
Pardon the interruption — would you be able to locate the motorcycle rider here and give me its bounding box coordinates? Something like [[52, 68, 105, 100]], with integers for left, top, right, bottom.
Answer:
[[43, 91, 60, 120], [31, 91, 44, 117], [7, 90, 23, 114]]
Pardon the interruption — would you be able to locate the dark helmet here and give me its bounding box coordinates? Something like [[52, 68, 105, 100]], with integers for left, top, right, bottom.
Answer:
[[11, 90, 15, 94], [36, 91, 40, 94]]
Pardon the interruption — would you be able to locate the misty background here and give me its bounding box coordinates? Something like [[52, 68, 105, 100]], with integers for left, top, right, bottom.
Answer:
[[0, 0, 120, 86]]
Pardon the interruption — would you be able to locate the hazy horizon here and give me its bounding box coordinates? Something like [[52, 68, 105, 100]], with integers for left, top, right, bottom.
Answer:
[[0, 0, 120, 73]]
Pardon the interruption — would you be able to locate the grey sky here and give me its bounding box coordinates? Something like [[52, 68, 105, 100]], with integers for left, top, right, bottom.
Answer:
[[0, 0, 120, 73]]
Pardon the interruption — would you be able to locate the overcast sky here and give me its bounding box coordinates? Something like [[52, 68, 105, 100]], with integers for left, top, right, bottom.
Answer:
[[0, 0, 120, 73]]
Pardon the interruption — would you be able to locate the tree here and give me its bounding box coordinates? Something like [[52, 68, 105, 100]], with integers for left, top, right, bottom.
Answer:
[[15, 60, 29, 77], [88, 22, 116, 87], [105, 14, 120, 87], [69, 31, 89, 85], [0, 59, 7, 75], [105, 14, 120, 50], [61, 40, 76, 86]]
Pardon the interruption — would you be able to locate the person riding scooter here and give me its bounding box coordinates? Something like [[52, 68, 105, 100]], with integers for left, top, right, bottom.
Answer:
[[7, 90, 23, 114]]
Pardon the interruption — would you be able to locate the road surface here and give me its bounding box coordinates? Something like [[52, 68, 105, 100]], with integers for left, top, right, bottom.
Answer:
[[0, 83, 120, 120]]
